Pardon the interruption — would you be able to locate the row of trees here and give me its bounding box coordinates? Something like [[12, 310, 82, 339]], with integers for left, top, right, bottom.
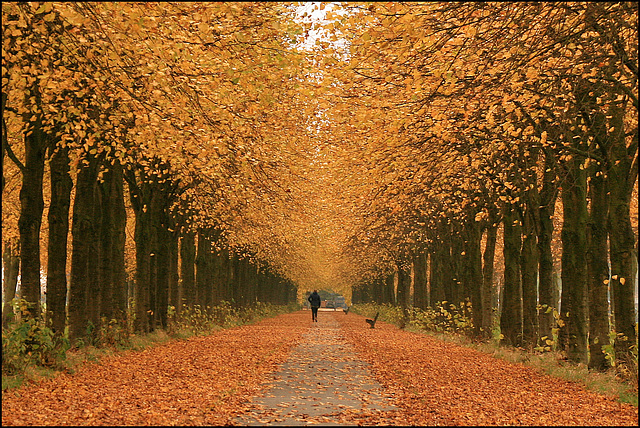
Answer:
[[2, 2, 637, 374], [2, 3, 307, 343], [313, 2, 637, 370]]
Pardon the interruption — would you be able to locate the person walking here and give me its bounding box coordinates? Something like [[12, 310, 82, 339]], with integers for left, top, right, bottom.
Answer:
[[308, 290, 321, 322]]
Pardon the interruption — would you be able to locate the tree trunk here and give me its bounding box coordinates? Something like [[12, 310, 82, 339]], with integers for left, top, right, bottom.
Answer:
[[521, 194, 540, 347], [226, 250, 235, 303], [351, 286, 361, 304], [98, 166, 115, 322], [111, 163, 127, 318], [211, 240, 228, 306], [606, 104, 638, 366], [128, 171, 152, 334], [237, 257, 250, 307], [68, 155, 100, 343], [18, 114, 47, 318], [367, 278, 379, 304], [46, 146, 72, 335], [382, 272, 395, 304], [98, 162, 127, 321], [481, 219, 498, 339], [396, 261, 411, 328], [450, 232, 464, 307], [256, 267, 266, 304], [196, 231, 212, 309], [561, 154, 589, 364], [180, 231, 196, 309], [248, 260, 258, 305], [220, 248, 233, 303], [412, 252, 428, 310], [587, 160, 611, 371], [429, 245, 447, 306], [538, 147, 558, 345], [500, 204, 523, 347], [147, 187, 164, 331], [168, 230, 179, 311], [2, 240, 20, 325], [155, 226, 171, 329], [86, 166, 103, 330], [464, 219, 483, 337]]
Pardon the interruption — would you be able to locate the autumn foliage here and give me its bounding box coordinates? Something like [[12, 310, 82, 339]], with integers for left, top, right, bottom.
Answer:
[[1, 0, 638, 401]]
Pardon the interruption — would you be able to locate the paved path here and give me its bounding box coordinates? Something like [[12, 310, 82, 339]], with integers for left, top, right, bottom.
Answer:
[[235, 311, 397, 426]]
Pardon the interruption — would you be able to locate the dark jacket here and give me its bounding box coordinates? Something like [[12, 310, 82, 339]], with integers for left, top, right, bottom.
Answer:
[[308, 292, 321, 308]]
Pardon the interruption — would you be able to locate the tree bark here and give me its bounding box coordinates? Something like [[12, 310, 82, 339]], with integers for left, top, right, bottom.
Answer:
[[196, 230, 212, 309], [500, 204, 523, 347], [382, 272, 395, 304], [587, 160, 611, 371], [538, 147, 558, 345], [155, 226, 171, 329], [210, 236, 228, 306], [606, 103, 638, 366], [18, 114, 47, 318], [561, 154, 589, 364], [68, 155, 100, 343], [168, 230, 179, 311], [396, 260, 411, 328], [180, 231, 196, 309], [521, 193, 540, 347], [111, 162, 127, 318], [98, 166, 116, 322], [463, 219, 484, 337], [481, 218, 498, 339], [429, 245, 447, 306], [412, 252, 428, 310], [127, 170, 152, 334], [2, 240, 20, 325], [85, 166, 103, 331], [450, 231, 464, 307], [147, 186, 164, 331], [46, 146, 72, 335]]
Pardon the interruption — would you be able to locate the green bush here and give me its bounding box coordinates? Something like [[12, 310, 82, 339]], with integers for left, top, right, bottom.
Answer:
[[2, 316, 69, 376], [351, 302, 474, 335], [94, 317, 132, 348]]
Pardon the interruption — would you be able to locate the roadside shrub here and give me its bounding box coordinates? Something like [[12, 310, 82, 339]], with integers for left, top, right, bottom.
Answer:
[[351, 302, 473, 335], [94, 317, 132, 348], [409, 302, 474, 335], [2, 317, 69, 375]]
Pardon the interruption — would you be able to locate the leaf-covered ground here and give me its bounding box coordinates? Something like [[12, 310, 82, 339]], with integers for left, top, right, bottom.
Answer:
[[1, 313, 308, 426], [336, 313, 638, 426], [2, 310, 638, 426]]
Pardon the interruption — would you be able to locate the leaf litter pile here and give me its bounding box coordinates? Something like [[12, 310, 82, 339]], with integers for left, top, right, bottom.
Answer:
[[2, 310, 638, 426]]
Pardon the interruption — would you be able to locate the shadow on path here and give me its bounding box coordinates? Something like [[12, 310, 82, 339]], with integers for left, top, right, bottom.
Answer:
[[234, 311, 397, 426]]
